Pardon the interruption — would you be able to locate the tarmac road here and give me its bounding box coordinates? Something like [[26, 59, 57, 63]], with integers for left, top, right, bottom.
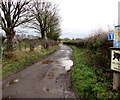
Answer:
[[2, 44, 76, 98]]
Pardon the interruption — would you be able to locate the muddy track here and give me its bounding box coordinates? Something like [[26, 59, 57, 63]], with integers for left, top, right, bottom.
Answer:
[[2, 44, 76, 98]]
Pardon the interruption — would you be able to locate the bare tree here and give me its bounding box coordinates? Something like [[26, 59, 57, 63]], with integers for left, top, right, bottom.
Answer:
[[0, 0, 33, 52], [47, 25, 61, 41], [30, 0, 61, 40]]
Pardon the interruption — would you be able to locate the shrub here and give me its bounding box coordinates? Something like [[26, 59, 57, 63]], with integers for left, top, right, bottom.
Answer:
[[63, 31, 113, 71]]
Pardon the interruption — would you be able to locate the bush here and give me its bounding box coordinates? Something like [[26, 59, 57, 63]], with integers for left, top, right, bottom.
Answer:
[[64, 31, 113, 71], [70, 46, 120, 99]]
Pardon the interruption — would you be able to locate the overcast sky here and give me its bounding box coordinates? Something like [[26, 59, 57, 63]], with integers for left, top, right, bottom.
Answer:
[[51, 0, 119, 39], [0, 0, 119, 39]]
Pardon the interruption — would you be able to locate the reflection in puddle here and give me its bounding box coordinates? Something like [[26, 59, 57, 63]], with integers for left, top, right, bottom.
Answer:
[[41, 60, 54, 64], [60, 60, 73, 71], [60, 50, 65, 51], [67, 50, 70, 54], [58, 57, 69, 61], [57, 58, 73, 71]]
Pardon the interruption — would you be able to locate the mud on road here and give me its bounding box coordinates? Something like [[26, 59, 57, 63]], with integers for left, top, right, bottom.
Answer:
[[2, 44, 77, 98]]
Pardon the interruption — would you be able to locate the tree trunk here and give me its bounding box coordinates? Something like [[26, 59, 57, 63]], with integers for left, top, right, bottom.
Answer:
[[41, 31, 45, 39], [5, 30, 15, 52], [6, 36, 14, 52], [41, 28, 48, 39]]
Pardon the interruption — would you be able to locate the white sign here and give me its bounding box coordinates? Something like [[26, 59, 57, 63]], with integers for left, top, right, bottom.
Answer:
[[111, 50, 120, 72]]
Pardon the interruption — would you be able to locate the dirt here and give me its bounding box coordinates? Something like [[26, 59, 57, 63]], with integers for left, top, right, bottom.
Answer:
[[1, 44, 77, 98], [41, 60, 54, 64]]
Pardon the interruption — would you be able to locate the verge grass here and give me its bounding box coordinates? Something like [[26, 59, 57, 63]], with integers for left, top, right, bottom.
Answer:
[[2, 46, 58, 78], [71, 46, 120, 99]]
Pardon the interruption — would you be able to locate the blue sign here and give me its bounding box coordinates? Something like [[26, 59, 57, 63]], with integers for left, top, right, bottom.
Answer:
[[108, 32, 114, 40]]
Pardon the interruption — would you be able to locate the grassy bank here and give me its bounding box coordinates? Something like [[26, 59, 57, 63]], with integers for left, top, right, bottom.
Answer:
[[71, 46, 120, 99], [2, 46, 58, 78]]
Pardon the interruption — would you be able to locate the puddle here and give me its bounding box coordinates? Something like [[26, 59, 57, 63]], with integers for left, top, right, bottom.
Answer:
[[67, 50, 70, 54], [58, 57, 69, 61], [57, 58, 73, 71], [41, 60, 54, 64], [60, 50, 64, 52]]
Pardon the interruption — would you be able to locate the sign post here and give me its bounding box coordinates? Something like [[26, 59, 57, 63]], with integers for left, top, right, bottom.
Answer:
[[111, 47, 120, 90], [111, 26, 120, 90], [113, 72, 120, 90], [110, 2, 120, 90]]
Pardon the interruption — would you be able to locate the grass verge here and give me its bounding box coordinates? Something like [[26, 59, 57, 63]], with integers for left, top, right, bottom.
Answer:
[[70, 46, 120, 99], [2, 46, 58, 78]]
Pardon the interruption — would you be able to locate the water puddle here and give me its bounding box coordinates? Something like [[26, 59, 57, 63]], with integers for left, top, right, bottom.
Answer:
[[57, 58, 73, 71], [61, 60, 73, 71], [41, 60, 54, 64], [58, 57, 69, 61], [60, 50, 64, 52]]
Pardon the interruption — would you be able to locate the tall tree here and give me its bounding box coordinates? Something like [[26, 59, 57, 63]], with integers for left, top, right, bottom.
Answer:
[[0, 0, 33, 52], [30, 0, 61, 40], [47, 24, 61, 41]]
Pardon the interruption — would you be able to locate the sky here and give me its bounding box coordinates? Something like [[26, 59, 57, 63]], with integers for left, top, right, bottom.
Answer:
[[51, 0, 120, 39], [0, 0, 120, 39]]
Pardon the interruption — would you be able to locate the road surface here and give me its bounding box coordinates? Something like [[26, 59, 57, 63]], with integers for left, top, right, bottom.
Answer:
[[2, 44, 76, 98]]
